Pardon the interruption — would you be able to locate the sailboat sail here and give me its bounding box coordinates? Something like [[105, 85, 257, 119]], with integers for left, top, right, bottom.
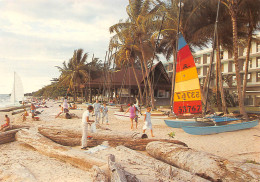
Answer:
[[10, 72, 24, 104], [173, 34, 202, 115]]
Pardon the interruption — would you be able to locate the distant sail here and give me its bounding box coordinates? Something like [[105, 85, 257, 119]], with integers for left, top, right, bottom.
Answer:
[[10, 72, 24, 104], [173, 34, 202, 115]]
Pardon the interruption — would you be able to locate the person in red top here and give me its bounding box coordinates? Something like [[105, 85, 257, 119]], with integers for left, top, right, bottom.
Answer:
[[1, 115, 10, 131]]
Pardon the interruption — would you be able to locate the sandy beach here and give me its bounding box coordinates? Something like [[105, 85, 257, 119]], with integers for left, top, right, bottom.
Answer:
[[0, 100, 259, 181]]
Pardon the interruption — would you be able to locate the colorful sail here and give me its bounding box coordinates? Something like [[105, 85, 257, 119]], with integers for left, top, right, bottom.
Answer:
[[173, 34, 202, 115]]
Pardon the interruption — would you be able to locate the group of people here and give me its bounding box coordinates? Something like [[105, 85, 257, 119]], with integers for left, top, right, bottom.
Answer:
[[125, 103, 154, 137], [81, 99, 154, 149], [81, 99, 109, 149]]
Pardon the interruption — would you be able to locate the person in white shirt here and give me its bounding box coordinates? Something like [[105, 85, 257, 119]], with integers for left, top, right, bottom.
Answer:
[[81, 105, 95, 150], [63, 97, 69, 113], [101, 102, 109, 125], [93, 99, 101, 124]]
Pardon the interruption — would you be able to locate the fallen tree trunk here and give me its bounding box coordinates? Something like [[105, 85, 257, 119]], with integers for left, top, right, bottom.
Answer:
[[146, 141, 260, 182], [0, 126, 30, 145], [38, 127, 187, 150], [15, 129, 106, 171], [91, 166, 108, 182], [108, 154, 140, 182], [0, 163, 37, 182]]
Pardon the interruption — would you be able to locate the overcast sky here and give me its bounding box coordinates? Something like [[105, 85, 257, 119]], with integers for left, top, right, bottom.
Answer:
[[0, 0, 129, 94]]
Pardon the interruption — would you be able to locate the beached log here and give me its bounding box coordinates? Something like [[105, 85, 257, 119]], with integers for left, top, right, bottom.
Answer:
[[146, 141, 259, 182], [112, 146, 209, 182], [108, 154, 140, 182], [15, 129, 106, 171], [38, 127, 187, 150], [0, 126, 30, 145], [91, 166, 108, 182], [0, 163, 37, 182]]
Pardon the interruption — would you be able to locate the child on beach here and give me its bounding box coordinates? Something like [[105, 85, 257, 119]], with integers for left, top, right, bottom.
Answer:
[[81, 105, 95, 150], [125, 103, 136, 129], [143, 107, 154, 137], [93, 99, 101, 124], [0, 115, 10, 131], [101, 102, 109, 125], [30, 103, 36, 117]]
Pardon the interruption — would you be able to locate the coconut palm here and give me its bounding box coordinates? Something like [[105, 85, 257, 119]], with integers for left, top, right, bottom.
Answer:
[[240, 0, 260, 100], [110, 0, 161, 109], [221, 0, 248, 120], [56, 49, 89, 101], [109, 27, 144, 103]]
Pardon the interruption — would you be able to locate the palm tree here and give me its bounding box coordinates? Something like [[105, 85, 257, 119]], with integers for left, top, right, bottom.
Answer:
[[56, 49, 89, 101], [221, 0, 248, 120], [110, 0, 161, 109], [109, 28, 144, 104], [240, 0, 260, 100]]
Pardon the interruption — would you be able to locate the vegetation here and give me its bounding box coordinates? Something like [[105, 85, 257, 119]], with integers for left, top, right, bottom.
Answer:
[[33, 0, 260, 115]]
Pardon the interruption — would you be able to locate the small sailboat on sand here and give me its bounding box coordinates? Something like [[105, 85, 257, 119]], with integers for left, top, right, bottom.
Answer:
[[10, 72, 24, 105]]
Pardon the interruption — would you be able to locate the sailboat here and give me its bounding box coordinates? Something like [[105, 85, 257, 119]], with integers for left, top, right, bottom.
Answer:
[[10, 72, 24, 105], [164, 34, 259, 133]]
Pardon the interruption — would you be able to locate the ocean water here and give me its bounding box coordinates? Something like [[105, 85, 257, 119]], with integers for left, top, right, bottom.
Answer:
[[0, 94, 16, 108]]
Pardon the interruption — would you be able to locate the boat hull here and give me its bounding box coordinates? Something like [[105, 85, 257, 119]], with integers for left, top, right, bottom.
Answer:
[[182, 120, 259, 135], [164, 119, 212, 128]]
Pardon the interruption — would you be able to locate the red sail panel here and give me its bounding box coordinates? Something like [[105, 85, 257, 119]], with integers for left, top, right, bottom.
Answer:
[[174, 100, 202, 115], [174, 34, 202, 115]]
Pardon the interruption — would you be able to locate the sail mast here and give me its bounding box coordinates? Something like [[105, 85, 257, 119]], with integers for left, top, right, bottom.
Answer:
[[171, 0, 182, 112], [13, 72, 16, 104]]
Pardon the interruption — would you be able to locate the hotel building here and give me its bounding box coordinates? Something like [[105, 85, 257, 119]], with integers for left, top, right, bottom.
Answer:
[[164, 34, 260, 106]]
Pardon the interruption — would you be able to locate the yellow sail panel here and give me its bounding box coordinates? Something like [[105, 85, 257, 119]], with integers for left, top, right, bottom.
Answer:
[[175, 67, 198, 83], [174, 89, 201, 102], [174, 78, 200, 93]]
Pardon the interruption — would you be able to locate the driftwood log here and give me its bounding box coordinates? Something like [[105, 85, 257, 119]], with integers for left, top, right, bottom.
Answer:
[[108, 154, 140, 182], [15, 129, 106, 171], [110, 146, 210, 182], [0, 126, 30, 145], [0, 163, 37, 182], [146, 141, 260, 182], [91, 166, 108, 182], [38, 127, 187, 150]]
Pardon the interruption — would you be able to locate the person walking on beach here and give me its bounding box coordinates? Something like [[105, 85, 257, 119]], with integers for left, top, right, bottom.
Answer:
[[63, 97, 69, 113], [143, 107, 154, 137], [0, 115, 10, 131], [93, 100, 101, 124], [101, 102, 109, 125], [125, 103, 136, 130], [134, 102, 140, 127], [81, 105, 95, 150], [30, 103, 36, 117]]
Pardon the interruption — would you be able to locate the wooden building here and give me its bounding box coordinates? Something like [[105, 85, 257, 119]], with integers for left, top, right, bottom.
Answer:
[[86, 61, 171, 105]]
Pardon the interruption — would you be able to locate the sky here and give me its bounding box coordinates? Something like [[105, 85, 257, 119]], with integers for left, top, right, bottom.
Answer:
[[0, 0, 129, 94]]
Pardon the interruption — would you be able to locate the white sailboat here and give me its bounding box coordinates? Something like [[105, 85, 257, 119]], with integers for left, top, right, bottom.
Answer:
[[10, 72, 24, 105]]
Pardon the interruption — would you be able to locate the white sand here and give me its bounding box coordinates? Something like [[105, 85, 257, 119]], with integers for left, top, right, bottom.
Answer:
[[0, 100, 259, 181]]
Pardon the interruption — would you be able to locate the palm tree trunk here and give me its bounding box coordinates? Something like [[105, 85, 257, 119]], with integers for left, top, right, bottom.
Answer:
[[230, 9, 248, 121], [242, 25, 253, 100], [140, 58, 149, 105], [139, 37, 155, 109], [216, 39, 228, 114], [215, 54, 222, 111], [130, 59, 143, 105]]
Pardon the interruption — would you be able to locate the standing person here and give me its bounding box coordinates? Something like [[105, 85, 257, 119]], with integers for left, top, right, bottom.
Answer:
[[125, 103, 136, 130], [134, 102, 140, 129], [63, 97, 69, 113], [93, 100, 101, 124], [30, 103, 36, 117], [101, 102, 109, 125], [143, 107, 154, 137], [81, 105, 95, 150], [0, 115, 10, 131]]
